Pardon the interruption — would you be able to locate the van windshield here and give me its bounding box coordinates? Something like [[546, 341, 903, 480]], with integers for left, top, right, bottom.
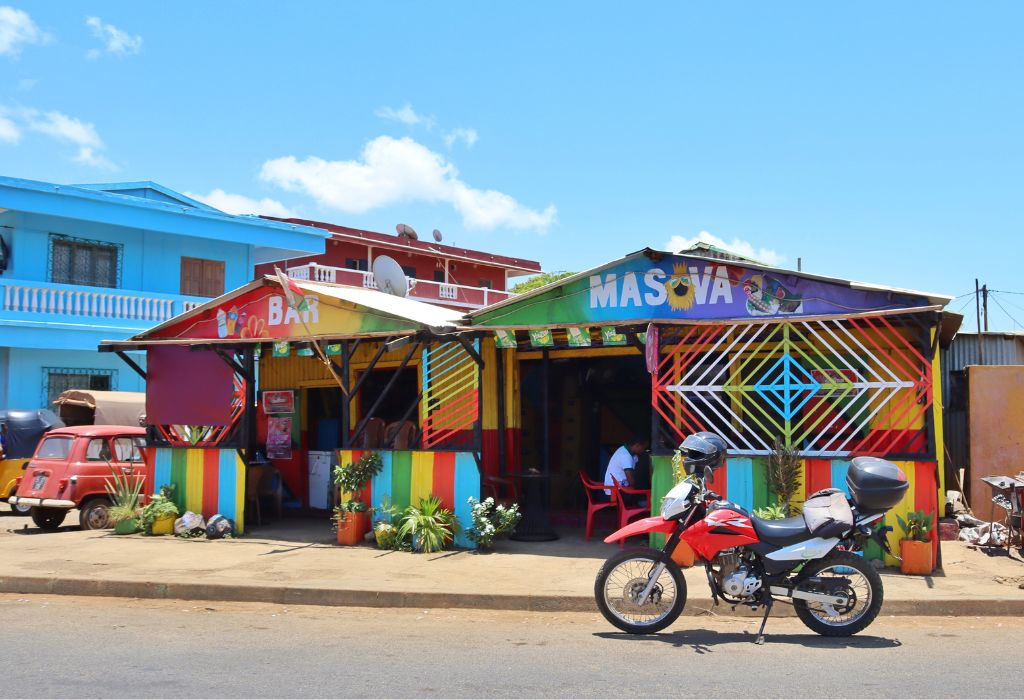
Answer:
[[36, 436, 74, 460]]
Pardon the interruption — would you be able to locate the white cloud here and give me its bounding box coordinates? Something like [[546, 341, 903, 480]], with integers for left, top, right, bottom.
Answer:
[[185, 189, 297, 218], [259, 135, 556, 232], [0, 112, 19, 143], [0, 5, 48, 56], [24, 109, 117, 169], [443, 127, 478, 149], [17, 77, 37, 90], [85, 16, 142, 58], [374, 103, 433, 128], [664, 231, 785, 266]]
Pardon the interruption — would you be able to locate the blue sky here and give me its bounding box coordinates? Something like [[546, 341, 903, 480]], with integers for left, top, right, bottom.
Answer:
[[2, 2, 1023, 329]]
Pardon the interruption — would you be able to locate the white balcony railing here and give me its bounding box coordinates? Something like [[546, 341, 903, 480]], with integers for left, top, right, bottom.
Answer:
[[285, 263, 510, 308], [1, 282, 205, 324]]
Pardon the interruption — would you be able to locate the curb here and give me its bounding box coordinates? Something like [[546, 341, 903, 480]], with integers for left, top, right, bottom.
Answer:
[[3, 575, 1024, 616]]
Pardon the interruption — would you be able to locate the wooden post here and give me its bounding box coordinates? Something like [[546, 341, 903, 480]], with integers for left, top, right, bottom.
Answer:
[[542, 348, 550, 475], [243, 346, 257, 462], [341, 340, 351, 449], [496, 346, 507, 476]]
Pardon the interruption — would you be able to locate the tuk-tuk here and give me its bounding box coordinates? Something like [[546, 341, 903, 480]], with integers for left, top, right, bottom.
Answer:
[[1, 409, 64, 515]]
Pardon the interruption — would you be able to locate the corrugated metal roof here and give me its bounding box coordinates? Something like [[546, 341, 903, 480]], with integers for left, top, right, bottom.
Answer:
[[297, 280, 465, 329], [943, 333, 1024, 371]]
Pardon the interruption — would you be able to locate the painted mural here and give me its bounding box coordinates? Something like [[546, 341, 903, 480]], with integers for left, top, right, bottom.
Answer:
[[145, 284, 426, 341], [472, 254, 933, 327], [152, 448, 246, 533]]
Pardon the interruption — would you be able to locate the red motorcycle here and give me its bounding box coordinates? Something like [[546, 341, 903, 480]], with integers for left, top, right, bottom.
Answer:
[[594, 432, 907, 643]]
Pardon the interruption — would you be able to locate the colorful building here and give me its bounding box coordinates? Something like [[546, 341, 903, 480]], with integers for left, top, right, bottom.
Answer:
[[255, 217, 541, 311], [0, 176, 328, 410]]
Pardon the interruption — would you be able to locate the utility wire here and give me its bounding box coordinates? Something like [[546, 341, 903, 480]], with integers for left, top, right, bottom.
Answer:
[[989, 293, 1024, 330]]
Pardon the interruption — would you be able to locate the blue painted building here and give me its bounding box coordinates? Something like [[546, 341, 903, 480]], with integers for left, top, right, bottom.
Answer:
[[0, 176, 328, 410]]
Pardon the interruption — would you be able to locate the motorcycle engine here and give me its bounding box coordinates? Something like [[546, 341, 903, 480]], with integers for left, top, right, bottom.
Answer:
[[714, 550, 762, 600]]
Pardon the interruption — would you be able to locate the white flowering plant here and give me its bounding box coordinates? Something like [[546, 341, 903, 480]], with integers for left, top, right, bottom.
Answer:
[[465, 496, 521, 550]]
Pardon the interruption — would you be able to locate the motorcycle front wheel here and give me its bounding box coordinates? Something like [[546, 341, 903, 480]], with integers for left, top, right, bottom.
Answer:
[[595, 547, 687, 634]]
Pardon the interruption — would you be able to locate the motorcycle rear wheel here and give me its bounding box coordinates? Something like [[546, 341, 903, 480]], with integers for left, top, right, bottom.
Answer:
[[595, 547, 687, 634], [794, 551, 883, 637]]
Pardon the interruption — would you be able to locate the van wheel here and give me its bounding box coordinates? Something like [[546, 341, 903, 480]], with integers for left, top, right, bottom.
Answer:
[[31, 507, 66, 530], [79, 498, 112, 530]]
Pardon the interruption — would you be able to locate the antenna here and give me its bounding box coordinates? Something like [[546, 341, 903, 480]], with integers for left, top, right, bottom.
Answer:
[[396, 223, 418, 241], [432, 228, 443, 243], [372, 255, 409, 297]]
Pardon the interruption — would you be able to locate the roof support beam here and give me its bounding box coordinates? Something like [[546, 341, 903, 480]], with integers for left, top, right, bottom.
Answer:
[[114, 350, 147, 380]]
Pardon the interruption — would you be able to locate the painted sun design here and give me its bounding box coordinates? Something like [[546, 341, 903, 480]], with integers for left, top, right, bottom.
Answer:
[[664, 263, 696, 310]]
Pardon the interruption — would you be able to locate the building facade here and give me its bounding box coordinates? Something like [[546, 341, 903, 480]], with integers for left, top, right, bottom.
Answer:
[[256, 218, 541, 311], [0, 177, 328, 410]]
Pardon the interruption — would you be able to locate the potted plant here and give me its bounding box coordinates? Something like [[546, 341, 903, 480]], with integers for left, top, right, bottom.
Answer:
[[139, 484, 180, 536], [331, 452, 383, 545], [370, 496, 404, 549], [896, 510, 934, 575], [103, 464, 144, 535], [398, 495, 459, 553]]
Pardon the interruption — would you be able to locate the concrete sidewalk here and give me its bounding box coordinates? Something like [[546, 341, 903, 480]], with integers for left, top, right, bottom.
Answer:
[[2, 506, 1023, 615]]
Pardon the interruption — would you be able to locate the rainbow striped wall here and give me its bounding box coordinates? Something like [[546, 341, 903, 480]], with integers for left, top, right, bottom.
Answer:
[[338, 450, 480, 548], [152, 448, 246, 534], [650, 455, 938, 568]]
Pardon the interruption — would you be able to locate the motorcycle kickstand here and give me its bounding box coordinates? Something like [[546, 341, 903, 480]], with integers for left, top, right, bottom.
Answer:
[[754, 599, 773, 645]]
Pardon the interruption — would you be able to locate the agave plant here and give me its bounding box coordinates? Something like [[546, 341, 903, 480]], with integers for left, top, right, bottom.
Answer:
[[398, 495, 459, 553], [103, 463, 144, 525]]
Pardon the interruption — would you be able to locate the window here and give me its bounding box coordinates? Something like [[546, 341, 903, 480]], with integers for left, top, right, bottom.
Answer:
[[114, 437, 146, 462], [37, 436, 74, 460], [401, 265, 416, 278], [433, 270, 446, 283], [86, 438, 113, 462], [345, 258, 368, 272], [180, 257, 225, 298], [479, 279, 492, 289], [43, 368, 115, 407], [49, 235, 121, 288]]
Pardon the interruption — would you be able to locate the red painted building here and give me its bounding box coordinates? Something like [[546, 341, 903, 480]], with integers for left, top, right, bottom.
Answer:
[[255, 218, 541, 310]]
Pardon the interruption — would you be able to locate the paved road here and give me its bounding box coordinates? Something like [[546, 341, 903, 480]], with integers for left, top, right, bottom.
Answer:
[[2, 594, 1018, 698]]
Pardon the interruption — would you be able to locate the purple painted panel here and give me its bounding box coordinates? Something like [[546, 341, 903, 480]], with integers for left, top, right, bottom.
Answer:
[[146, 345, 234, 425]]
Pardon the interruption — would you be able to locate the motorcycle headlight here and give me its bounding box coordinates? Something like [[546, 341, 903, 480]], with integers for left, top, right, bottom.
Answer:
[[660, 481, 694, 519]]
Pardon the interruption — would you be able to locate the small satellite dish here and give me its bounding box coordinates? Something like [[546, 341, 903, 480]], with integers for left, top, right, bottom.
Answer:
[[432, 228, 443, 243], [396, 223, 418, 241], [372, 255, 409, 297]]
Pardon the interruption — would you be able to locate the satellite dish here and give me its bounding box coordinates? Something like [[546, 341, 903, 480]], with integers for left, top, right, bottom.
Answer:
[[432, 228, 443, 243], [396, 223, 418, 241], [372, 255, 409, 297]]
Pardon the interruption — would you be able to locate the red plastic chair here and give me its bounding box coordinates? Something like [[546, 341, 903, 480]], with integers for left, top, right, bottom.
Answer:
[[579, 471, 618, 541], [611, 476, 652, 549]]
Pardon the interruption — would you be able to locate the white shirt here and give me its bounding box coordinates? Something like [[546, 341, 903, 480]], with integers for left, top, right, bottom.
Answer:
[[604, 445, 637, 495]]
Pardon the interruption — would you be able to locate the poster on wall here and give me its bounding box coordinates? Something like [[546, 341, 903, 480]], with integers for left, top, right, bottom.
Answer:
[[266, 416, 293, 460], [262, 390, 295, 414]]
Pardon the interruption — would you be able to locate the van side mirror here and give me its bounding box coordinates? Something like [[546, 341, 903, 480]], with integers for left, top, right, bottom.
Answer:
[[21, 462, 29, 470]]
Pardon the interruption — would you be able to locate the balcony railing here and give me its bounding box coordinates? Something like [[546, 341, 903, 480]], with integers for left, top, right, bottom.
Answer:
[[286, 263, 511, 309], [1, 280, 207, 325]]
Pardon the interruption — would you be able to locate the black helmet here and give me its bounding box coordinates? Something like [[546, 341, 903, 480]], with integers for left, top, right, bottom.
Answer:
[[680, 432, 728, 475]]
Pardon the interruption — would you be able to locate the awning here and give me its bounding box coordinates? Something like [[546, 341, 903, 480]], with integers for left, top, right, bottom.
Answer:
[[53, 390, 146, 426]]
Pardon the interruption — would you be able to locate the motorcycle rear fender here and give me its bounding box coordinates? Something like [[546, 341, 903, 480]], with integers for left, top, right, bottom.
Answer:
[[603, 516, 675, 544]]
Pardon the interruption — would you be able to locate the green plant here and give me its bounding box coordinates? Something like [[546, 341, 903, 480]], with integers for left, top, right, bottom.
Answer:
[[139, 484, 180, 534], [398, 495, 459, 553], [103, 463, 144, 525], [896, 510, 934, 542], [332, 452, 384, 508], [373, 521, 408, 550], [753, 503, 788, 520], [332, 499, 368, 529], [767, 438, 802, 516], [370, 495, 400, 525], [465, 496, 521, 549]]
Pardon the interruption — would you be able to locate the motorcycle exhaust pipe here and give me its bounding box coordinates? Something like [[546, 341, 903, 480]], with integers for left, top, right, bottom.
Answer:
[[769, 586, 849, 607]]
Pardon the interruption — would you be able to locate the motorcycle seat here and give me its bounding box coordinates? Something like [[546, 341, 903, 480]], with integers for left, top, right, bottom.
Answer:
[[751, 515, 812, 547]]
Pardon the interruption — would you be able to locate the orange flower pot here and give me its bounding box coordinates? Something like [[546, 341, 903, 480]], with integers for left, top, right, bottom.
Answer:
[[670, 540, 696, 567], [336, 511, 369, 546], [900, 539, 933, 575]]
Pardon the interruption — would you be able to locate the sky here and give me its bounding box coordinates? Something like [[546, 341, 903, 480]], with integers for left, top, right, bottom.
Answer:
[[2, 1, 1023, 330]]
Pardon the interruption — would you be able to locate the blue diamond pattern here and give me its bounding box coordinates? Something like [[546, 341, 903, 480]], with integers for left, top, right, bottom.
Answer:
[[753, 354, 821, 420]]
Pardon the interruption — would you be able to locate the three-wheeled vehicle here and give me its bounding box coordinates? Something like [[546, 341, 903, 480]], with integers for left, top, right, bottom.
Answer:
[[1, 409, 64, 516]]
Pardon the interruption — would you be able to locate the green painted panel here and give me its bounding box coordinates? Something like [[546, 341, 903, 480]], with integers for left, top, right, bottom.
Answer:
[[170, 450, 188, 510], [752, 458, 771, 510], [649, 455, 675, 549], [390, 451, 412, 510]]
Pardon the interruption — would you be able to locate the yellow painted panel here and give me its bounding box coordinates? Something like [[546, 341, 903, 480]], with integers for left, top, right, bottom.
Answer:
[[883, 460, 917, 566], [185, 450, 204, 514], [337, 450, 355, 503], [931, 329, 945, 496], [790, 461, 807, 513], [234, 454, 246, 535], [409, 451, 435, 504]]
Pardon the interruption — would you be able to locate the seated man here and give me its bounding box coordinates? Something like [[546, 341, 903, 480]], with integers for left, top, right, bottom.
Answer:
[[604, 435, 650, 507]]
